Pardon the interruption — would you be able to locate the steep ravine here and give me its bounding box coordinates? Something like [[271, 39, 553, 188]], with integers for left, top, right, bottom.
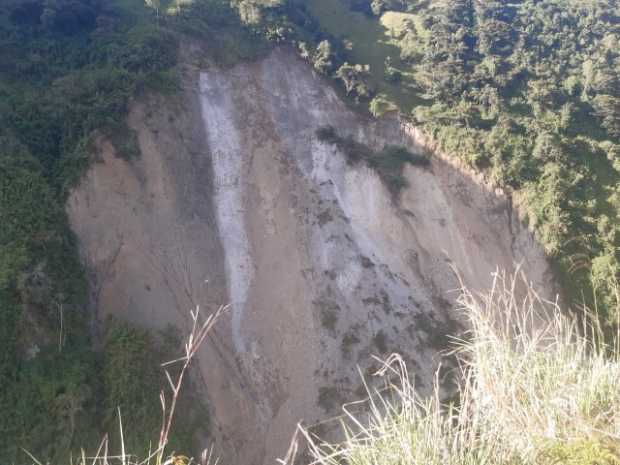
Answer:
[[67, 47, 552, 465]]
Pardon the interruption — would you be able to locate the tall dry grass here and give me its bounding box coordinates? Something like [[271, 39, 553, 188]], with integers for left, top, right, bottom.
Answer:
[[290, 271, 620, 465]]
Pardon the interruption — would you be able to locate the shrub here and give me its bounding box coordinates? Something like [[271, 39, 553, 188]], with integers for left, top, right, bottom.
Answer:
[[313, 40, 336, 74], [375, 144, 430, 168], [369, 95, 398, 117], [315, 124, 339, 144], [22, 307, 225, 465], [315, 126, 429, 195], [336, 62, 375, 101], [102, 319, 161, 455]]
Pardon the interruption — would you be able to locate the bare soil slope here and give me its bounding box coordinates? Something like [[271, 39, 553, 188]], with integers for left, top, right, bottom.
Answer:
[[67, 47, 552, 465]]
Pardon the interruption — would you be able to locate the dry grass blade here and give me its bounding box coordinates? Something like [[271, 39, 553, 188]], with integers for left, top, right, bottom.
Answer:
[[156, 305, 228, 465]]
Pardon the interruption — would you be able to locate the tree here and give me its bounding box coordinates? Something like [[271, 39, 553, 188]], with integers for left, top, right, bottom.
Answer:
[[593, 95, 620, 138], [313, 40, 335, 74], [369, 95, 397, 117], [370, 0, 405, 16], [336, 63, 374, 100], [591, 252, 620, 321], [145, 0, 161, 19], [234, 0, 283, 24], [523, 163, 575, 257]]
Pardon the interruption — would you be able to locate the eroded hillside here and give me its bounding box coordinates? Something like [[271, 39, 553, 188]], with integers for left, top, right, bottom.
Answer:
[[68, 47, 552, 465]]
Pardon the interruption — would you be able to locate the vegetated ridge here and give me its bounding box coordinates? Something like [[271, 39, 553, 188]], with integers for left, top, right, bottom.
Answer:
[[0, 0, 265, 461]]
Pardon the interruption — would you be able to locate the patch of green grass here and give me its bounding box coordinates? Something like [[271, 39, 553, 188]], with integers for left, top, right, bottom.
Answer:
[[539, 440, 620, 465], [306, 0, 422, 111]]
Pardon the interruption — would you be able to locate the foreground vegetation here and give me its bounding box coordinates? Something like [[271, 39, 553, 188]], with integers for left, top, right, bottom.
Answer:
[[296, 272, 620, 465]]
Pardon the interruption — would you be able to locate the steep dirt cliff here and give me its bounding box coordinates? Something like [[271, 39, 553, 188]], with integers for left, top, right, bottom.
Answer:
[[67, 47, 552, 465]]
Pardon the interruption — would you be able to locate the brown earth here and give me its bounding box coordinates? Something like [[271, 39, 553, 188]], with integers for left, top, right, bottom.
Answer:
[[67, 46, 553, 465]]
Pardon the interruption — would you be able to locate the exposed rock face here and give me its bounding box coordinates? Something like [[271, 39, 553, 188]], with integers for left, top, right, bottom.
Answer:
[[67, 47, 552, 465]]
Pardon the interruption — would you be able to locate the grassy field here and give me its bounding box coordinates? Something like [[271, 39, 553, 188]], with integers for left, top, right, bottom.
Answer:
[[306, 0, 423, 111]]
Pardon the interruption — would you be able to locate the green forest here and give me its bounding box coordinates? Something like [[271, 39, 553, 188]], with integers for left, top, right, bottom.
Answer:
[[0, 0, 619, 463]]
